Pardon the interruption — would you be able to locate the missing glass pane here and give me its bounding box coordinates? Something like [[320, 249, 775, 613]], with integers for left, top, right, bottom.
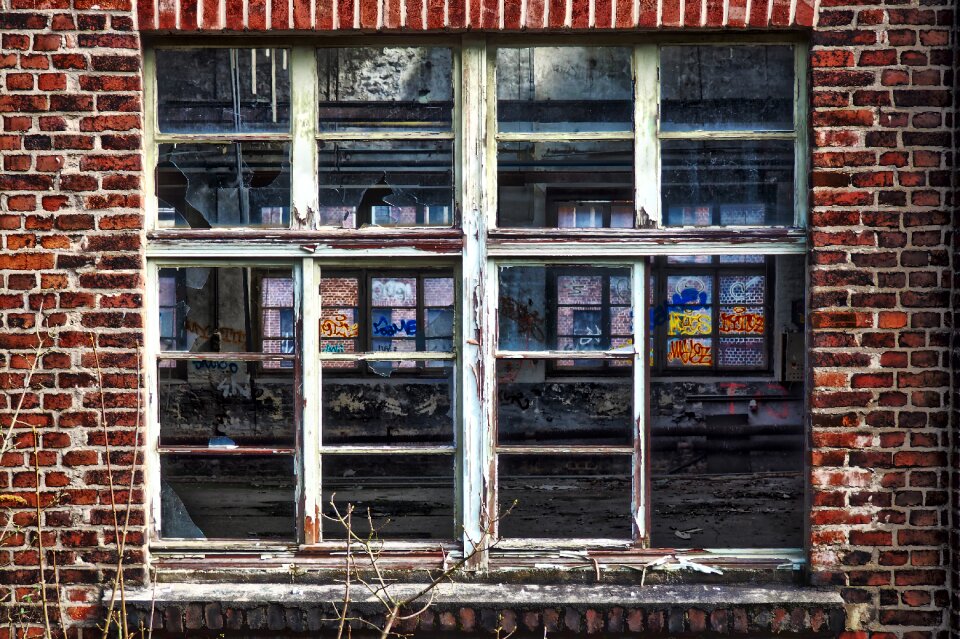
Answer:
[[157, 142, 290, 229], [157, 48, 291, 134]]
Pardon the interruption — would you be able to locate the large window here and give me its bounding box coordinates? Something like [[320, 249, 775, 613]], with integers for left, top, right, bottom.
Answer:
[[146, 40, 807, 566]]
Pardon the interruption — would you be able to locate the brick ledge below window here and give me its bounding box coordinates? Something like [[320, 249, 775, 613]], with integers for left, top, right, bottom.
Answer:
[[120, 583, 846, 636]]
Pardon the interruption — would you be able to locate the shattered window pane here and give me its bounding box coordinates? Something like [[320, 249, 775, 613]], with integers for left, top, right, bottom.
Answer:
[[318, 140, 453, 229], [157, 48, 290, 134], [497, 47, 633, 133], [650, 254, 805, 548], [157, 266, 295, 353], [322, 455, 454, 540], [498, 141, 633, 228], [498, 455, 632, 538], [497, 360, 632, 446], [498, 265, 632, 352], [661, 139, 794, 227], [158, 359, 295, 447], [317, 47, 453, 132], [322, 362, 453, 445], [661, 45, 794, 132], [157, 142, 290, 229], [160, 454, 295, 540]]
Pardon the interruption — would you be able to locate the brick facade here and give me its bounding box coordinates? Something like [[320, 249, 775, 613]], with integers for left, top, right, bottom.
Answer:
[[0, 1, 956, 638]]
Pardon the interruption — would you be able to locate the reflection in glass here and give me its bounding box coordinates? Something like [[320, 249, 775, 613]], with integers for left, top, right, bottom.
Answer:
[[497, 47, 632, 133], [661, 45, 794, 132], [498, 141, 633, 228], [322, 455, 454, 539], [498, 455, 632, 538], [497, 360, 631, 446], [157, 48, 291, 134], [157, 143, 290, 229], [318, 47, 453, 132], [160, 455, 295, 539], [318, 141, 453, 228], [158, 360, 295, 447], [661, 139, 794, 227]]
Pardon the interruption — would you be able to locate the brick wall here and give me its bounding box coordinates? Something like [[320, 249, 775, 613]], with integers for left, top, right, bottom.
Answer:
[[0, 0, 956, 638]]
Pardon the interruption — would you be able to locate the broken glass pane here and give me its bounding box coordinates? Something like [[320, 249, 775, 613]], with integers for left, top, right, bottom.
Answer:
[[160, 454, 295, 539], [157, 48, 290, 134], [498, 455, 632, 538], [318, 47, 453, 132], [322, 361, 453, 445], [157, 142, 290, 229], [498, 265, 631, 351], [661, 139, 794, 227], [322, 454, 454, 540], [498, 141, 633, 228], [497, 47, 632, 133], [318, 140, 453, 228], [497, 360, 632, 446], [158, 359, 294, 447], [660, 45, 794, 132], [157, 266, 295, 353], [650, 254, 805, 548]]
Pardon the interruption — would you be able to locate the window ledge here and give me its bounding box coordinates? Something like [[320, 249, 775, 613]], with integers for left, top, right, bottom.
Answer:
[[119, 583, 845, 636]]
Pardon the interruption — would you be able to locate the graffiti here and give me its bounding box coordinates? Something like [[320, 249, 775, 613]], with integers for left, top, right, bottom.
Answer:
[[322, 343, 346, 353], [193, 360, 240, 373], [498, 389, 531, 410], [722, 276, 764, 304], [372, 317, 417, 337], [719, 306, 765, 335], [372, 279, 413, 306], [320, 313, 358, 338], [671, 280, 710, 307], [217, 374, 251, 399], [499, 296, 546, 343], [376, 345, 399, 352], [668, 309, 711, 336], [667, 339, 713, 366], [184, 319, 246, 345]]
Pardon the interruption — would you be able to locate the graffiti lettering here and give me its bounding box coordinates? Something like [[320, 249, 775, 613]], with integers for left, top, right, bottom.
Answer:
[[668, 309, 711, 336], [192, 360, 240, 373], [321, 313, 359, 338], [372, 317, 417, 337], [499, 296, 546, 343], [184, 319, 246, 345], [718, 306, 765, 335], [667, 339, 713, 365], [322, 343, 346, 353], [217, 375, 251, 399]]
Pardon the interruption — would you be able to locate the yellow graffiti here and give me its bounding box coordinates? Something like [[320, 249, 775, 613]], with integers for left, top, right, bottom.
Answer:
[[184, 319, 246, 345], [320, 313, 359, 338], [668, 309, 711, 336], [667, 339, 713, 366], [719, 306, 765, 335]]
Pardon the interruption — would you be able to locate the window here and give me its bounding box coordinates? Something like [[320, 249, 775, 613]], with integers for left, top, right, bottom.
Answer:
[[146, 40, 807, 566]]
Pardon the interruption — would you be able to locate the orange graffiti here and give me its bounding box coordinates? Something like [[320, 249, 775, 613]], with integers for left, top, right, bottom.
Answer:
[[320, 313, 358, 338], [667, 339, 713, 365], [719, 306, 765, 335]]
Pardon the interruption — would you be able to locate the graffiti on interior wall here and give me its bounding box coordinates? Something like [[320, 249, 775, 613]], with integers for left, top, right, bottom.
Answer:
[[321, 313, 359, 338], [500, 296, 546, 343], [667, 339, 713, 366], [192, 360, 240, 373], [322, 343, 346, 353], [372, 317, 417, 337], [668, 309, 711, 336], [718, 306, 765, 335], [185, 319, 247, 345]]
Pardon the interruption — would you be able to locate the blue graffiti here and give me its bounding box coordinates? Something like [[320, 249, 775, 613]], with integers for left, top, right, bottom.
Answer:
[[650, 287, 706, 329], [372, 317, 417, 337], [192, 360, 239, 373]]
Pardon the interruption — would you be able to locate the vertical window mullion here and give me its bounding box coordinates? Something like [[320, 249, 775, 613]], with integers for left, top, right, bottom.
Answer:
[[289, 45, 319, 230], [633, 44, 660, 227], [631, 259, 649, 545], [300, 259, 322, 544]]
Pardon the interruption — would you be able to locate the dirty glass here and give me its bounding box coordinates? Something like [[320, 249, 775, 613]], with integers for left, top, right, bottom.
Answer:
[[497, 360, 632, 446], [157, 48, 290, 134], [498, 455, 632, 538], [322, 455, 454, 539], [156, 142, 290, 229], [649, 254, 805, 548], [497, 47, 633, 133], [498, 141, 633, 228], [157, 360, 295, 447], [322, 362, 454, 445], [498, 266, 632, 351], [160, 455, 295, 539], [660, 45, 794, 132], [317, 47, 453, 132], [318, 140, 453, 228], [157, 267, 295, 353], [661, 139, 794, 227]]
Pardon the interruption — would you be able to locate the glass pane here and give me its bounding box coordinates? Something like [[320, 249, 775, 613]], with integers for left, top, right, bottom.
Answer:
[[497, 360, 632, 446], [322, 362, 453, 445], [157, 142, 290, 229], [318, 140, 453, 228], [318, 47, 453, 132], [650, 255, 805, 548], [158, 359, 295, 447], [661, 45, 794, 132], [322, 455, 454, 539], [499, 266, 631, 351], [498, 141, 633, 228], [157, 267, 294, 353], [160, 455, 294, 539], [720, 274, 766, 305], [497, 47, 632, 133], [662, 139, 794, 227], [157, 48, 290, 134], [498, 455, 632, 538]]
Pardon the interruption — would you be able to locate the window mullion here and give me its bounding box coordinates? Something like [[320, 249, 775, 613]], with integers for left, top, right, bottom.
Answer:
[[300, 258, 322, 544], [290, 45, 319, 230], [634, 44, 660, 228], [631, 259, 649, 545]]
